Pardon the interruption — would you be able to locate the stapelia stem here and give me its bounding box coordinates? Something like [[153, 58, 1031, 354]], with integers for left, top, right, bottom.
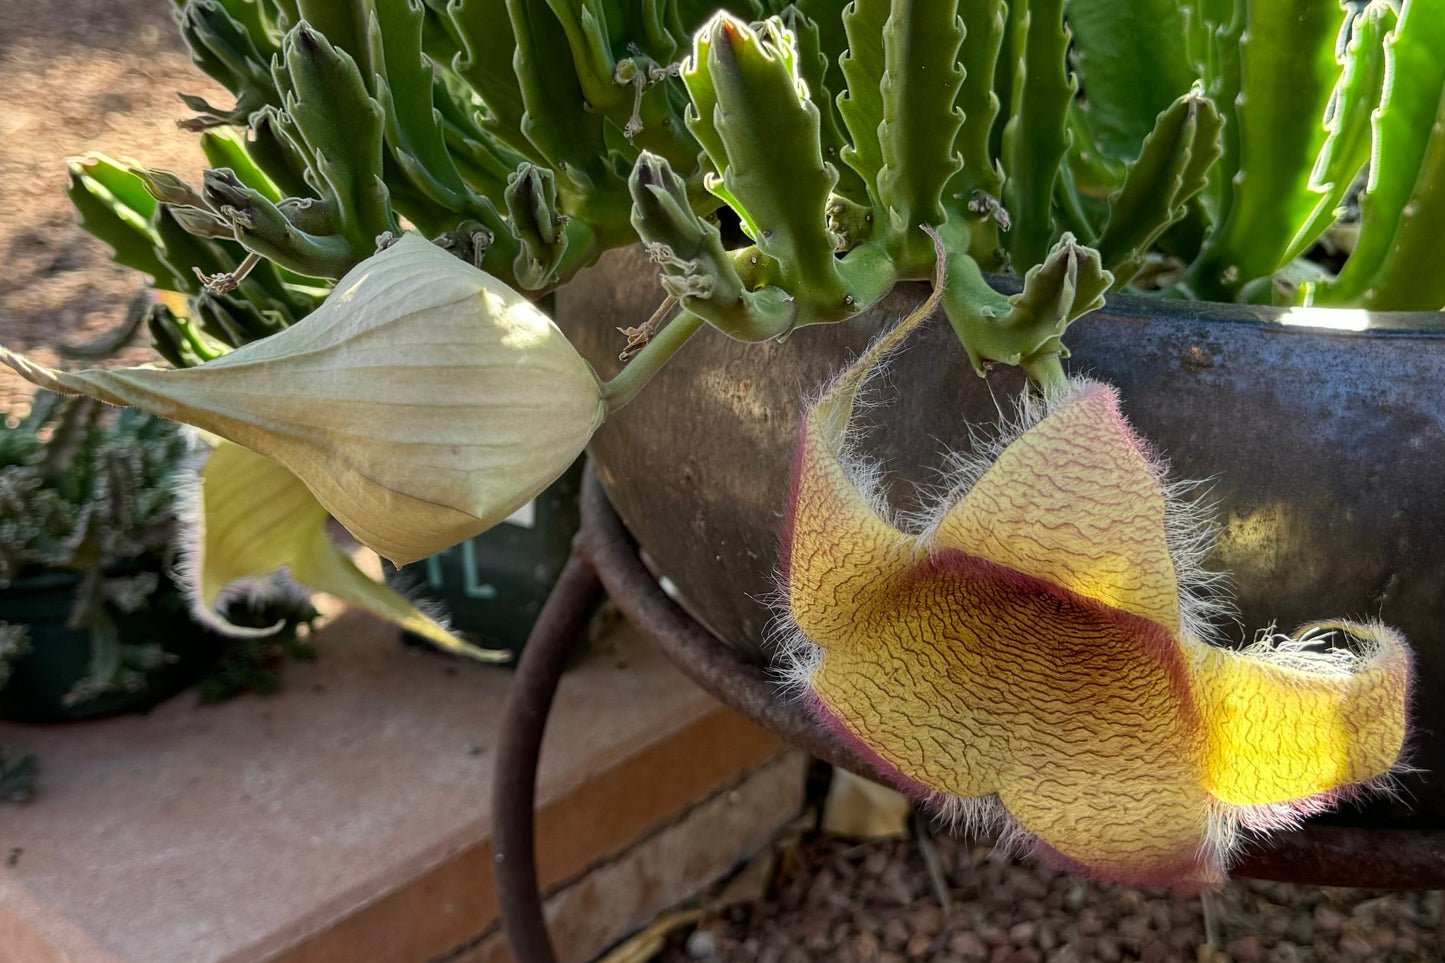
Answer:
[[601, 309, 705, 412], [1023, 354, 1068, 396]]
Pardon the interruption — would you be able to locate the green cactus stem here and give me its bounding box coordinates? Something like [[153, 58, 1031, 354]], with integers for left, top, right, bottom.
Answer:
[[1095, 88, 1222, 287], [1000, 0, 1075, 270], [1309, 0, 1445, 310], [1279, 1, 1394, 267], [683, 13, 851, 316], [836, 0, 890, 208], [278, 23, 399, 262], [948, 0, 1007, 268], [943, 233, 1111, 392], [875, 0, 967, 270], [1184, 0, 1349, 301], [174, 0, 280, 129]]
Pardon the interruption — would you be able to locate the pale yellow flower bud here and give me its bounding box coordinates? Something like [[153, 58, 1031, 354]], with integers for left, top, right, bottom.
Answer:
[[0, 233, 606, 564]]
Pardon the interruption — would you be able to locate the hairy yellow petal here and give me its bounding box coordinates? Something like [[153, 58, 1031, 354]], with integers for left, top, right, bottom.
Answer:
[[931, 383, 1181, 633], [786, 274, 945, 649], [190, 440, 507, 662], [1, 234, 605, 564], [807, 549, 1211, 883], [786, 410, 920, 648], [1190, 623, 1411, 806]]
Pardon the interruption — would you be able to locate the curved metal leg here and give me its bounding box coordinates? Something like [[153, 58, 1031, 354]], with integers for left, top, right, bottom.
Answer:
[[491, 550, 604, 963], [579, 465, 896, 787]]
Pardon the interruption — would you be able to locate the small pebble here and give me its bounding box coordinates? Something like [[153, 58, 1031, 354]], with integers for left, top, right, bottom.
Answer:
[[1285, 914, 1314, 944], [685, 928, 719, 958], [905, 932, 932, 958], [1138, 940, 1172, 963], [948, 931, 989, 961], [1093, 935, 1123, 963], [1337, 931, 1374, 957], [1117, 914, 1152, 942], [1366, 927, 1397, 952], [909, 904, 944, 936], [883, 916, 910, 950], [1313, 904, 1344, 931], [1225, 934, 1263, 962]]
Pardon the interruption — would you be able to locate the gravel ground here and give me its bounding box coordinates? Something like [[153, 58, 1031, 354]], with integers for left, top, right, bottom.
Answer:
[[659, 831, 1444, 963]]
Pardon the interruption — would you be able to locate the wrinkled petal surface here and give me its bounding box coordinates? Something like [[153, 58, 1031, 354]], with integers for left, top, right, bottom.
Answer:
[[784, 315, 1412, 887]]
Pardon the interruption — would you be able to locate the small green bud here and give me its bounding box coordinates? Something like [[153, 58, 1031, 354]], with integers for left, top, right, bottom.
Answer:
[[132, 168, 208, 209], [168, 205, 235, 240], [504, 164, 569, 290], [628, 152, 742, 301], [628, 151, 793, 340], [202, 169, 354, 279]]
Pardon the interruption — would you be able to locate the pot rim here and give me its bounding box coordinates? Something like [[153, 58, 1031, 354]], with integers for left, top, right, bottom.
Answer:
[[970, 266, 1445, 338]]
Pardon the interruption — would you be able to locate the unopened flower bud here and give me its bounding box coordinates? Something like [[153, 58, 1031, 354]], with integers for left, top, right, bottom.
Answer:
[[1, 233, 605, 564]]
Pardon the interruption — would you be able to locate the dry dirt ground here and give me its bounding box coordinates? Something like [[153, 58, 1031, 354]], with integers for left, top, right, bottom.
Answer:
[[2, 4, 1443, 963], [0, 0, 225, 412]]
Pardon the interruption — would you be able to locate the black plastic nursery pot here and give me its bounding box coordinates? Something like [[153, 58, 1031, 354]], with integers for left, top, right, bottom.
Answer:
[[0, 561, 219, 723], [557, 245, 1445, 832]]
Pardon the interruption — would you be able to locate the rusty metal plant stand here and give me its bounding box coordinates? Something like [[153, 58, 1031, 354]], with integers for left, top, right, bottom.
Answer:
[[491, 465, 1445, 963]]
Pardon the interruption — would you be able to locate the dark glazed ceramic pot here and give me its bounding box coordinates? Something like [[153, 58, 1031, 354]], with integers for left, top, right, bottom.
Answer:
[[557, 245, 1445, 827]]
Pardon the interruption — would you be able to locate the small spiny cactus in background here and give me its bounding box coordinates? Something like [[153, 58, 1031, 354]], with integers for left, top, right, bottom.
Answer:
[[0, 393, 189, 581], [0, 393, 193, 703]]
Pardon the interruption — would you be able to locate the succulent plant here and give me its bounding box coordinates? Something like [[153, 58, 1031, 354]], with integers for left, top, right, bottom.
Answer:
[[5, 0, 1437, 884], [11, 0, 1440, 638], [0, 395, 324, 707], [0, 393, 190, 582], [0, 393, 194, 703], [63, 1, 1444, 387]]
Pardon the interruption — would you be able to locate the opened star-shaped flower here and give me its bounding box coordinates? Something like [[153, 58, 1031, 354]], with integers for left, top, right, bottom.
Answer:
[[780, 315, 1413, 888]]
